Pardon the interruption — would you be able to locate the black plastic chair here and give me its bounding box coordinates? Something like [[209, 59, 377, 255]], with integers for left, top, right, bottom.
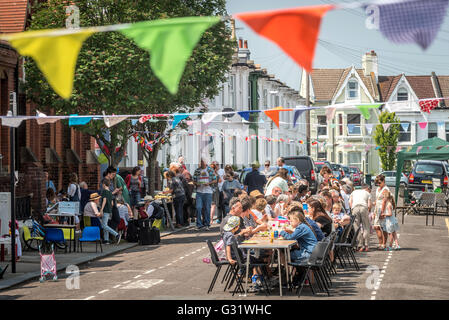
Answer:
[[206, 240, 231, 294], [334, 227, 361, 271], [288, 241, 331, 297], [334, 221, 354, 269]]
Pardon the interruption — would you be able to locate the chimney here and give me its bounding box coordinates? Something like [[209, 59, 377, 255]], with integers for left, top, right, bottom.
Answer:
[[238, 38, 243, 48], [231, 19, 236, 40], [244, 40, 248, 49], [238, 38, 250, 63], [362, 50, 378, 83]]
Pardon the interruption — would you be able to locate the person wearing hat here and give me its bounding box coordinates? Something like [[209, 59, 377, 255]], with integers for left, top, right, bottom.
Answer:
[[249, 189, 264, 199], [243, 161, 267, 195], [83, 192, 103, 219], [143, 195, 155, 219]]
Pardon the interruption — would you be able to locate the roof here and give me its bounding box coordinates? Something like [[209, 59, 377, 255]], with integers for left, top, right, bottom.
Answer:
[[0, 0, 29, 34], [405, 76, 436, 99]]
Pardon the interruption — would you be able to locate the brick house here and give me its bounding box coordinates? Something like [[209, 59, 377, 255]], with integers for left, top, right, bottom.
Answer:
[[0, 0, 101, 215]]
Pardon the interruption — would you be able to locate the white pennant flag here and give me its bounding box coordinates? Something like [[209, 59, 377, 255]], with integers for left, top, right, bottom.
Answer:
[[201, 112, 220, 125], [325, 107, 336, 122], [103, 112, 128, 128], [2, 111, 24, 127], [382, 123, 391, 132], [36, 110, 60, 125], [365, 124, 374, 135]]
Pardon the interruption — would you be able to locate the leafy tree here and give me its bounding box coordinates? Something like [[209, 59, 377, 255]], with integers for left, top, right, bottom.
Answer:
[[373, 111, 400, 171], [24, 0, 234, 191]]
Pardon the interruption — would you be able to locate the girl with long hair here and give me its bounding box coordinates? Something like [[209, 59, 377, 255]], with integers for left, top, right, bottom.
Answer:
[[306, 198, 333, 236]]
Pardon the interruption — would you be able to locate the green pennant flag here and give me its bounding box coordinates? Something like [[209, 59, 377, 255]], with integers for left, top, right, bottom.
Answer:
[[120, 16, 220, 95], [355, 104, 383, 120]]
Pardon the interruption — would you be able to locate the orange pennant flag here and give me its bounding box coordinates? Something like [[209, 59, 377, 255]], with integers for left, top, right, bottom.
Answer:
[[264, 107, 292, 128], [234, 5, 334, 72]]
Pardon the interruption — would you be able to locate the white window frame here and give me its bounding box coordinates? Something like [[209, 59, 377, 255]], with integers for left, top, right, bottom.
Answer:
[[229, 74, 236, 109], [397, 87, 408, 101], [346, 80, 359, 100], [317, 115, 327, 137], [399, 121, 411, 143], [347, 114, 361, 136]]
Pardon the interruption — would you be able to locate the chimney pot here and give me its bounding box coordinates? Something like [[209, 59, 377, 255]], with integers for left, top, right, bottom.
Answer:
[[238, 38, 243, 48], [244, 40, 248, 49]]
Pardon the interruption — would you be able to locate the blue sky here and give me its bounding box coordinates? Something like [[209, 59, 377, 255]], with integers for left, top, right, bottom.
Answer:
[[226, 0, 449, 90]]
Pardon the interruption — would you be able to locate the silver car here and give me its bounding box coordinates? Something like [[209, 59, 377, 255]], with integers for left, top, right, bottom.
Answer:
[[379, 171, 408, 187]]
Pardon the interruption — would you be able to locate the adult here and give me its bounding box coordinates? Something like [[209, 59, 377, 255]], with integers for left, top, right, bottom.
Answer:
[[125, 166, 143, 209], [274, 194, 290, 217], [330, 189, 346, 214], [192, 159, 217, 231], [373, 174, 390, 250], [67, 173, 81, 202], [44, 171, 56, 193], [243, 161, 267, 194], [79, 182, 93, 214], [306, 198, 333, 236], [99, 178, 120, 244], [265, 168, 289, 196], [219, 197, 245, 236], [350, 183, 372, 252], [265, 195, 277, 218], [271, 186, 283, 198], [262, 160, 274, 177], [178, 164, 194, 226], [276, 157, 288, 169], [116, 195, 133, 227], [83, 192, 103, 222], [320, 166, 335, 189], [163, 170, 186, 228], [340, 183, 352, 213], [288, 202, 325, 242], [320, 190, 333, 215], [210, 161, 224, 224], [107, 166, 130, 205], [222, 173, 242, 216], [178, 156, 187, 171]]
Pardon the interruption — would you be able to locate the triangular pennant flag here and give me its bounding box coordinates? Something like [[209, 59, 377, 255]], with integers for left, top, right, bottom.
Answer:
[[172, 114, 190, 129], [69, 114, 92, 126], [6, 29, 95, 99], [103, 112, 128, 128], [437, 121, 445, 129], [1, 116, 23, 128], [120, 16, 220, 95], [264, 107, 284, 128], [97, 153, 109, 164], [237, 111, 251, 121], [365, 145, 372, 152], [293, 109, 305, 128], [418, 122, 428, 129], [201, 112, 220, 125], [400, 122, 410, 132], [235, 5, 334, 72], [395, 146, 403, 153], [365, 123, 374, 135], [356, 104, 382, 120], [382, 123, 391, 132], [259, 118, 265, 124], [186, 120, 193, 126], [36, 110, 59, 125], [330, 123, 336, 129], [325, 107, 336, 122], [347, 124, 356, 134], [406, 146, 413, 152], [416, 146, 423, 155]]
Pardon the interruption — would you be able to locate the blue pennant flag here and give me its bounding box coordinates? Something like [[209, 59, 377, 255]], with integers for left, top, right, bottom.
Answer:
[[437, 121, 445, 129], [237, 110, 260, 121], [172, 114, 190, 129], [400, 122, 410, 132], [364, 0, 449, 50], [69, 114, 92, 126], [293, 109, 305, 128], [347, 124, 356, 134], [131, 119, 138, 126]]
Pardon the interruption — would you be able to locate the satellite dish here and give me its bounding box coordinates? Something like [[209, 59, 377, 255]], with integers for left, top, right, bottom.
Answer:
[[222, 108, 235, 119]]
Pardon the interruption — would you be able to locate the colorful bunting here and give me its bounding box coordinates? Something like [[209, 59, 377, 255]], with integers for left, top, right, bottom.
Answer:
[[293, 109, 306, 128], [235, 4, 334, 72], [418, 122, 428, 129], [69, 114, 92, 126], [419, 99, 439, 113], [36, 111, 59, 125], [120, 16, 220, 95], [6, 29, 95, 99], [366, 0, 449, 50], [416, 146, 423, 155], [264, 107, 290, 128], [103, 112, 128, 128], [382, 123, 391, 132], [400, 122, 410, 132], [172, 114, 190, 129], [202, 112, 220, 125]]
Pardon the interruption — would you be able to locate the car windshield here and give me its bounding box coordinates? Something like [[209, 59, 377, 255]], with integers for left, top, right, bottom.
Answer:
[[316, 164, 324, 171], [331, 164, 339, 170], [415, 164, 444, 175], [350, 167, 358, 173], [284, 158, 312, 172]]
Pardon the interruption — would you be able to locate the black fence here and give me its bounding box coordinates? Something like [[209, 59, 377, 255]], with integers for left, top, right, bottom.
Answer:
[[16, 195, 31, 221]]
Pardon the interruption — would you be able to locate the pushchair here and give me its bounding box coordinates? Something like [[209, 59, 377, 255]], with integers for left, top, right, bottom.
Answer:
[[39, 244, 57, 282]]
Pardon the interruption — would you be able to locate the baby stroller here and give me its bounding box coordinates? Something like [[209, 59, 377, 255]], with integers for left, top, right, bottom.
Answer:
[[39, 244, 57, 282]]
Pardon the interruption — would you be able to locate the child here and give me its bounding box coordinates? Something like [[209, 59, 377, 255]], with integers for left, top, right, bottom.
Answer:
[[381, 192, 400, 251], [222, 216, 264, 292], [331, 202, 350, 234]]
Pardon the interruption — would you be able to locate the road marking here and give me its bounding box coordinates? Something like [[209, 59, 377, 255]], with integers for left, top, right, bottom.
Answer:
[[134, 275, 142, 279], [84, 296, 95, 300], [120, 279, 164, 290], [371, 291, 376, 295], [113, 284, 121, 288], [98, 289, 109, 294], [122, 280, 131, 284], [445, 219, 449, 235], [379, 274, 384, 278], [144, 269, 155, 274], [371, 296, 376, 300]]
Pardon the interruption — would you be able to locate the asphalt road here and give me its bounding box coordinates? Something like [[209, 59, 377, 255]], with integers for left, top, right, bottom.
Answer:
[[0, 214, 448, 300]]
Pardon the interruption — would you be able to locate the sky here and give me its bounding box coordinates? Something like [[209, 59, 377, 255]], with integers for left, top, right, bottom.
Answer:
[[226, 0, 449, 91]]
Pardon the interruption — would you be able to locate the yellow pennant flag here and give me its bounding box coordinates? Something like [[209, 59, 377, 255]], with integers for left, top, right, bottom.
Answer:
[[6, 29, 95, 99]]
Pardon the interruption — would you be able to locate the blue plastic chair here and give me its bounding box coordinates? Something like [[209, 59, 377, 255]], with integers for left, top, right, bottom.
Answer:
[[90, 217, 103, 229], [78, 227, 102, 253], [44, 228, 67, 253]]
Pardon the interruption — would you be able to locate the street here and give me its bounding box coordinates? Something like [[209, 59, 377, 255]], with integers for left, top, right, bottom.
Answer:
[[1, 214, 448, 300]]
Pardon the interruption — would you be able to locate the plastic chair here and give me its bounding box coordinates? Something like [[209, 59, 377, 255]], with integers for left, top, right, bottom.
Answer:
[[22, 225, 44, 251], [334, 227, 361, 271], [78, 226, 102, 253], [206, 240, 231, 294], [90, 217, 103, 229], [44, 229, 67, 253]]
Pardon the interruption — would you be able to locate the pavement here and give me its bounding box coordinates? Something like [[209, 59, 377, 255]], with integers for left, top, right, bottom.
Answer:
[[0, 223, 195, 290], [0, 213, 448, 300]]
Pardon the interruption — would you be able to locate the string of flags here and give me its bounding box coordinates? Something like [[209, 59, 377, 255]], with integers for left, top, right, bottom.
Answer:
[[0, 0, 447, 100]]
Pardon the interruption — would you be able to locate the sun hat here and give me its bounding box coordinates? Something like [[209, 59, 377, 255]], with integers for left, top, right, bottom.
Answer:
[[249, 189, 264, 199], [143, 195, 154, 202], [89, 193, 101, 201], [251, 160, 260, 169], [223, 216, 241, 232]]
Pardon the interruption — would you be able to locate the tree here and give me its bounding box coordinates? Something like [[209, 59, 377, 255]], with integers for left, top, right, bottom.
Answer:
[[373, 111, 400, 171], [24, 0, 233, 173]]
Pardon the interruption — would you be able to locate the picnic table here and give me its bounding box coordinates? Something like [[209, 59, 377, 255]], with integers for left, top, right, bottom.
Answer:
[[238, 236, 297, 297]]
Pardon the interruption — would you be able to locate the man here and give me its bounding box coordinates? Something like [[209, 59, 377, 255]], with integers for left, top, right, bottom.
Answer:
[[340, 184, 352, 213], [105, 166, 130, 205], [44, 171, 56, 193], [193, 159, 217, 231], [276, 157, 288, 169], [262, 160, 274, 177], [243, 161, 267, 194], [349, 183, 372, 252], [271, 186, 283, 197], [210, 161, 224, 224], [220, 197, 244, 236], [178, 156, 187, 171]]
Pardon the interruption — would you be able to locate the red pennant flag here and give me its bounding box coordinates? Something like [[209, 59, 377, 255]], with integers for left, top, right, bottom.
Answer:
[[235, 5, 334, 72], [263, 107, 291, 128]]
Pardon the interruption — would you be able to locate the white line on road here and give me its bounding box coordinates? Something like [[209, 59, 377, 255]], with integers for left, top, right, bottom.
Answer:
[[134, 275, 142, 279], [84, 296, 96, 300], [122, 280, 131, 284], [144, 269, 155, 274], [98, 289, 109, 294], [371, 296, 376, 300], [113, 284, 121, 288]]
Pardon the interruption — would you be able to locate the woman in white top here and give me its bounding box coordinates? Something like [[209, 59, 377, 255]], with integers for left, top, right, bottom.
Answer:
[[373, 174, 390, 250], [265, 168, 289, 195], [116, 196, 133, 227], [67, 172, 81, 228]]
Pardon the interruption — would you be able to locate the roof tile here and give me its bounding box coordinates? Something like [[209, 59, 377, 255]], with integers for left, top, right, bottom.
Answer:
[[0, 0, 29, 34]]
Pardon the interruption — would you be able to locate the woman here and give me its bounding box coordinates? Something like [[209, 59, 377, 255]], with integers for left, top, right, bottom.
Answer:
[[320, 190, 333, 215], [274, 194, 290, 217], [116, 196, 133, 227], [265, 168, 289, 195], [320, 166, 336, 190], [126, 166, 142, 209], [83, 192, 103, 227], [222, 173, 241, 216], [67, 173, 81, 202], [373, 174, 390, 250], [306, 198, 333, 236], [163, 170, 186, 228]]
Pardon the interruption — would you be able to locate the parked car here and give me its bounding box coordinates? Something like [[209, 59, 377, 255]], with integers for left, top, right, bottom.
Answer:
[[407, 160, 449, 192], [341, 165, 350, 179], [349, 166, 363, 186], [283, 156, 319, 194], [314, 160, 332, 173], [379, 171, 408, 187], [330, 163, 344, 180], [239, 165, 303, 186]]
